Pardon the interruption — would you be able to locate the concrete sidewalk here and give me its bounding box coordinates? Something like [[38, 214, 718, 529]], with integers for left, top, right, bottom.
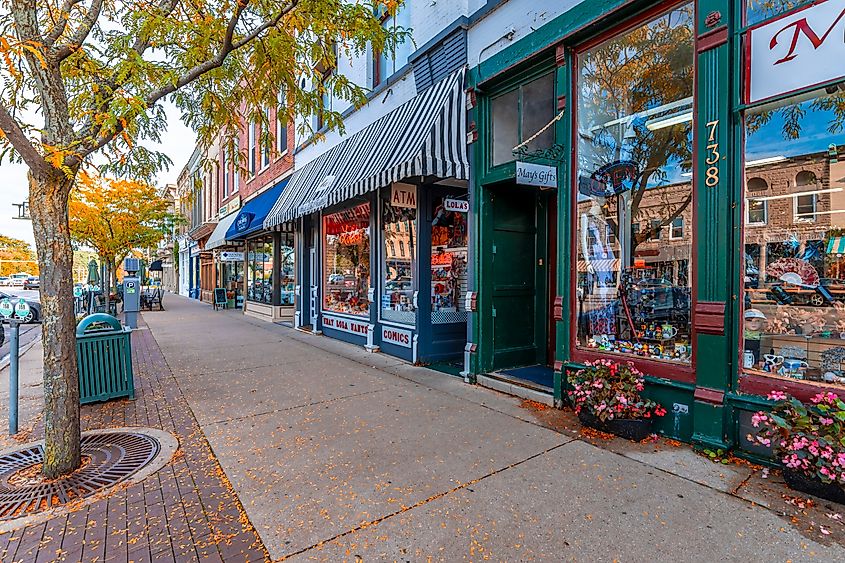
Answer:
[[146, 295, 845, 561]]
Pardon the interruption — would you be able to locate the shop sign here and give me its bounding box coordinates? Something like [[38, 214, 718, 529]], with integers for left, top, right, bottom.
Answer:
[[444, 198, 469, 213], [747, 1, 845, 104], [381, 326, 412, 348], [247, 252, 271, 262], [220, 251, 244, 262], [322, 314, 369, 336], [234, 211, 254, 233], [390, 183, 417, 208], [189, 244, 201, 257], [516, 161, 557, 188]]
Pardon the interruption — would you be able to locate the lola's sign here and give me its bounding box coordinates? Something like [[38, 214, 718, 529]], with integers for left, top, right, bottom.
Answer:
[[322, 314, 369, 336], [748, 1, 845, 104]]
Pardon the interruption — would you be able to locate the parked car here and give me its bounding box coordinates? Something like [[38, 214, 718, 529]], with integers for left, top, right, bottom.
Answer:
[[9, 273, 30, 286], [0, 291, 41, 323], [23, 276, 40, 290], [0, 277, 10, 287]]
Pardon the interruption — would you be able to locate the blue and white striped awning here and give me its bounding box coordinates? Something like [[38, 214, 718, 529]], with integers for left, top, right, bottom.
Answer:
[[828, 236, 845, 255], [264, 67, 468, 229]]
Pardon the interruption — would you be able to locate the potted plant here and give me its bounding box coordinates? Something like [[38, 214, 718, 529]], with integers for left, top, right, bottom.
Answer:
[[750, 391, 845, 505], [226, 290, 236, 309], [568, 359, 667, 441]]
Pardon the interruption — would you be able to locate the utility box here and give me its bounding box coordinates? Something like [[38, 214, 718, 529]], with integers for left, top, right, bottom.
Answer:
[[123, 276, 141, 328], [76, 314, 134, 404]]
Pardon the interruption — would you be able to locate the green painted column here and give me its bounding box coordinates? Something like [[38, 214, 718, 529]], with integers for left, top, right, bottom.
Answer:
[[691, 0, 735, 450]]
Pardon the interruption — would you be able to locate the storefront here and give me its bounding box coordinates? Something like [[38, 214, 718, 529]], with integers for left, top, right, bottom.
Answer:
[[264, 69, 471, 365], [467, 0, 845, 450], [206, 208, 244, 308], [226, 179, 294, 322]]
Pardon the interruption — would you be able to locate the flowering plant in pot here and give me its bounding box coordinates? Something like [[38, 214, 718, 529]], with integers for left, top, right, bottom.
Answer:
[[568, 359, 667, 441], [749, 391, 845, 505]]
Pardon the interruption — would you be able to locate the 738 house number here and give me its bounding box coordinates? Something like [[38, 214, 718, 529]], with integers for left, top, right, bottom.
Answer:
[[704, 120, 720, 188]]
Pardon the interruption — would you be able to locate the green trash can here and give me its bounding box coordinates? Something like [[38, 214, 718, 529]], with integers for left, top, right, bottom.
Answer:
[[76, 313, 135, 404]]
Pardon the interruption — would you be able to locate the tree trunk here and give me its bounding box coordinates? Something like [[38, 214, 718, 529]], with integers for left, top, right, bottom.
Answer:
[[28, 170, 81, 479]]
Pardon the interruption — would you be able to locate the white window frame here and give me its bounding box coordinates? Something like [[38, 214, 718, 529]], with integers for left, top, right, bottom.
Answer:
[[669, 217, 684, 240], [248, 122, 256, 176], [746, 198, 767, 225], [222, 149, 229, 199], [276, 89, 288, 156], [794, 193, 817, 223]]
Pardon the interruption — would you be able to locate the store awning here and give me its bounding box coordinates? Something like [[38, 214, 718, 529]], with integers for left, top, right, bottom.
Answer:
[[264, 67, 468, 229], [828, 237, 845, 255], [148, 260, 163, 271], [226, 178, 290, 240], [205, 211, 239, 250]]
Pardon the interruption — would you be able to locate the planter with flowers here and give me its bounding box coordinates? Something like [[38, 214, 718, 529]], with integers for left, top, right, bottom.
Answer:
[[750, 390, 845, 505], [568, 359, 667, 441]]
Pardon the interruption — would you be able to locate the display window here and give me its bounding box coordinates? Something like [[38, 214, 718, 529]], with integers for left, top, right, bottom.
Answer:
[[247, 236, 274, 304], [573, 2, 694, 365], [324, 203, 371, 316], [745, 0, 813, 26], [381, 193, 417, 325], [741, 83, 845, 389], [279, 232, 295, 305], [431, 193, 468, 324], [221, 259, 243, 307]]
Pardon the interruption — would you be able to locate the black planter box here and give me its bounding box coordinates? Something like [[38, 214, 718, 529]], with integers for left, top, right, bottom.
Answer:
[[783, 469, 845, 505], [578, 410, 653, 442]]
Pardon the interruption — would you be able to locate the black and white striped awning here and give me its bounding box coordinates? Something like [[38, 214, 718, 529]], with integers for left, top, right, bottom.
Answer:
[[264, 67, 468, 229]]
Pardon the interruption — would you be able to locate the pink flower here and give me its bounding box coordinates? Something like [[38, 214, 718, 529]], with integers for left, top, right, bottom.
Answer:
[[751, 412, 768, 428], [820, 417, 834, 426], [767, 391, 788, 401]]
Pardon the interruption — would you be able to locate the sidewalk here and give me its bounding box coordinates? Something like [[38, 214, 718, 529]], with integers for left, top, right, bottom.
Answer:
[[0, 319, 268, 562], [145, 295, 844, 560]]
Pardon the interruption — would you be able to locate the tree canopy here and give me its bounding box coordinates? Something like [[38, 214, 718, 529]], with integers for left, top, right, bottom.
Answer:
[[0, 234, 37, 276], [69, 173, 180, 268]]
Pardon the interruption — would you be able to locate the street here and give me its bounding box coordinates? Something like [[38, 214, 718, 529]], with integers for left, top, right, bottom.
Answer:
[[0, 289, 40, 365]]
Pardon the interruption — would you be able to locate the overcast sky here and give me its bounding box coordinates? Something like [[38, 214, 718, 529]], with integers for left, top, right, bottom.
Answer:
[[0, 101, 196, 248]]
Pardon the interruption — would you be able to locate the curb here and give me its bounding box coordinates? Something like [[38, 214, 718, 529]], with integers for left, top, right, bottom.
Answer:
[[0, 335, 39, 372]]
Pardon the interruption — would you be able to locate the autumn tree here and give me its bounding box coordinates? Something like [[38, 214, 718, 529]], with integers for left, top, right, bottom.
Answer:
[[69, 174, 180, 292], [0, 234, 37, 276], [0, 0, 403, 477]]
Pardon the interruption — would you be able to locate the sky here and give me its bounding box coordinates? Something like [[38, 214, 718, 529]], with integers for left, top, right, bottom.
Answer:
[[0, 101, 196, 248]]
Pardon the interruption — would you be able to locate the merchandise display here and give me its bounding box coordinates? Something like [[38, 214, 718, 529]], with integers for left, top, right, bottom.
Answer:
[[324, 203, 371, 316], [431, 196, 468, 319], [381, 197, 417, 324]]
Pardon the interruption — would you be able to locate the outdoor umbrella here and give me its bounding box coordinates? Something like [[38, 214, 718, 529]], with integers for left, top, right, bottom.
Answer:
[[87, 259, 99, 285]]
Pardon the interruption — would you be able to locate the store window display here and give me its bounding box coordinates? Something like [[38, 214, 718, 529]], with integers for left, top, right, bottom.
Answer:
[[247, 236, 273, 304], [431, 194, 468, 323], [324, 203, 371, 316], [742, 86, 845, 388], [381, 195, 417, 325], [280, 233, 295, 305], [574, 3, 694, 364]]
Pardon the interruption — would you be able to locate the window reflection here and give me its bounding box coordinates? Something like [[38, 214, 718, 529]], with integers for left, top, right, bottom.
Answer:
[[743, 86, 845, 387], [575, 3, 694, 364]]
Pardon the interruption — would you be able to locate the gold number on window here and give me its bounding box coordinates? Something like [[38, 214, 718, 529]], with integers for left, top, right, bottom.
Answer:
[[704, 120, 719, 187]]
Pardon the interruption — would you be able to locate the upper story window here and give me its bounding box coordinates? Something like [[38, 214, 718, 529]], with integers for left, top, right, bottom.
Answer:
[[374, 6, 412, 88], [747, 199, 767, 224], [316, 43, 337, 131], [490, 72, 555, 166], [277, 89, 288, 155], [248, 121, 256, 175], [262, 107, 271, 169], [670, 217, 684, 240], [221, 149, 229, 199]]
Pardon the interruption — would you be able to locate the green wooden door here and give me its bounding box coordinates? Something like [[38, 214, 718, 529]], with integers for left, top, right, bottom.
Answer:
[[491, 186, 547, 370]]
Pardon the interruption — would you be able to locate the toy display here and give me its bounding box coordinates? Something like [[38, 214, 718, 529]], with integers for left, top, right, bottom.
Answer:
[[323, 205, 371, 317], [431, 196, 468, 314]]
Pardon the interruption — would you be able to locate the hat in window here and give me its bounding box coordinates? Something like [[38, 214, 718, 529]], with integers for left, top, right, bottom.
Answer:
[[744, 308, 767, 320]]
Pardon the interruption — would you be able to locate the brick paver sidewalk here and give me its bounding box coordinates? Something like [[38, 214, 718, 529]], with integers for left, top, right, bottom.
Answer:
[[0, 318, 269, 562]]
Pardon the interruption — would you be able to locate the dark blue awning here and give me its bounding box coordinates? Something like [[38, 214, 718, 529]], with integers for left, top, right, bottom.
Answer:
[[226, 178, 290, 240]]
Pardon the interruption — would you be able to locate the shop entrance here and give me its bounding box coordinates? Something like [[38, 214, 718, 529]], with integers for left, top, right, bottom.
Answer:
[[489, 183, 556, 377]]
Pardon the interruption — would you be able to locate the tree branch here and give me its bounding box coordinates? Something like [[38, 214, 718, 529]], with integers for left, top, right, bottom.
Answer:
[[0, 104, 50, 175], [45, 0, 87, 47], [54, 0, 104, 61], [78, 0, 298, 161]]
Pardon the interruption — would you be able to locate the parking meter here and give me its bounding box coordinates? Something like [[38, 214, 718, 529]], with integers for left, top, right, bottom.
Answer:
[[123, 257, 141, 328]]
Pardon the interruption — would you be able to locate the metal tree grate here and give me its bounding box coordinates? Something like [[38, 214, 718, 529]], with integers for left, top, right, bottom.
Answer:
[[0, 431, 160, 520]]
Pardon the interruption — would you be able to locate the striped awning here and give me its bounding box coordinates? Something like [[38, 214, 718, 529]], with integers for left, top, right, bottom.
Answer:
[[264, 67, 468, 229], [828, 237, 845, 255]]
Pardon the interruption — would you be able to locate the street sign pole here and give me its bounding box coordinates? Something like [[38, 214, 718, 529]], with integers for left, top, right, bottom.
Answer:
[[8, 319, 18, 435]]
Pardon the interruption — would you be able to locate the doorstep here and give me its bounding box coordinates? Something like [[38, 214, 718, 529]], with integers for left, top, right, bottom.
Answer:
[[477, 373, 554, 407]]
